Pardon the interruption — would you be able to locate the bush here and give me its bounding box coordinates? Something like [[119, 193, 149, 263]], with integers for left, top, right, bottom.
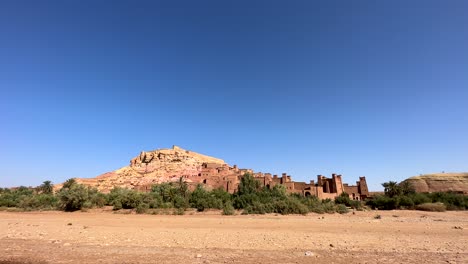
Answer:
[[112, 200, 123, 210], [410, 193, 431, 205], [428, 192, 468, 210], [57, 183, 90, 211], [366, 195, 399, 210], [415, 202, 446, 212], [284, 198, 309, 215], [320, 199, 338, 214], [349, 200, 363, 210], [173, 194, 188, 209], [398, 196, 415, 209], [367, 191, 467, 211], [108, 187, 143, 209], [136, 203, 149, 214], [237, 173, 261, 195], [0, 187, 34, 207], [88, 189, 106, 208], [173, 208, 185, 215], [335, 192, 352, 206], [189, 186, 230, 212], [18, 194, 58, 210], [189, 185, 210, 211], [222, 202, 235, 215], [336, 204, 349, 214]]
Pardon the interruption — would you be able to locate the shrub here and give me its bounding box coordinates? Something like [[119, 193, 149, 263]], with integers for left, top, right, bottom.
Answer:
[[410, 193, 431, 205], [173, 194, 188, 209], [366, 195, 398, 210], [0, 187, 34, 208], [112, 200, 123, 210], [284, 197, 309, 215], [141, 192, 162, 209], [349, 200, 363, 210], [18, 194, 58, 210], [88, 188, 106, 208], [57, 184, 90, 211], [108, 187, 143, 209], [336, 204, 349, 214], [320, 199, 337, 214], [122, 190, 143, 209], [428, 192, 468, 210], [335, 192, 352, 206], [415, 202, 446, 212], [189, 185, 209, 211], [136, 203, 149, 214], [398, 196, 414, 209], [237, 173, 261, 195], [173, 208, 185, 215], [222, 202, 235, 215]]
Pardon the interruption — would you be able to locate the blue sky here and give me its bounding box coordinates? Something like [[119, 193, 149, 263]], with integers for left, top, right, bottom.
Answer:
[[1, 1, 467, 191]]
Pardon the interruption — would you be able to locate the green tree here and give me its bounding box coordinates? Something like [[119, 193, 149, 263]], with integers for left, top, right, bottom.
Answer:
[[189, 185, 209, 211], [382, 181, 402, 198], [237, 173, 260, 195], [62, 178, 77, 189], [57, 183, 89, 211], [399, 180, 415, 195], [177, 177, 189, 198], [335, 192, 352, 206], [39, 180, 54, 194]]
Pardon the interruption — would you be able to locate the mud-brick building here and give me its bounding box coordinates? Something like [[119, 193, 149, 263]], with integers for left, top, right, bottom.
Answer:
[[188, 163, 370, 200], [250, 172, 369, 200]]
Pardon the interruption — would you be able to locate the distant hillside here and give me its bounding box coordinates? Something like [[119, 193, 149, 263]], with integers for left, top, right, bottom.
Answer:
[[55, 145, 228, 192], [403, 173, 468, 194]]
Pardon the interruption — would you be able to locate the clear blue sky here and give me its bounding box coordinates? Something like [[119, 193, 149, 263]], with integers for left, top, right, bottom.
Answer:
[[1, 1, 467, 191]]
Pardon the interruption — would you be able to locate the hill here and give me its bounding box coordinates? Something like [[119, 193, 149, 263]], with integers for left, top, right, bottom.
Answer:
[[58, 145, 229, 192], [403, 173, 468, 194]]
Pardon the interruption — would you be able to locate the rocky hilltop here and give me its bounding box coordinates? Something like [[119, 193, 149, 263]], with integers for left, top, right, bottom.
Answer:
[[55, 145, 371, 199], [71, 146, 228, 192], [403, 173, 468, 194]]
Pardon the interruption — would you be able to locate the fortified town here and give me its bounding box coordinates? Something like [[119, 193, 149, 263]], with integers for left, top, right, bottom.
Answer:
[[72, 146, 369, 200]]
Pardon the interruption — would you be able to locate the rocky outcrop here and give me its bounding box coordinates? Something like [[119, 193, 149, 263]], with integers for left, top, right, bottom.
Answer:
[[55, 145, 370, 198], [69, 146, 228, 192], [403, 173, 468, 194]]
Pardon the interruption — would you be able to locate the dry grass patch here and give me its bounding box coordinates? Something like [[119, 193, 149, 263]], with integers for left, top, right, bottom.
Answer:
[[415, 202, 446, 212]]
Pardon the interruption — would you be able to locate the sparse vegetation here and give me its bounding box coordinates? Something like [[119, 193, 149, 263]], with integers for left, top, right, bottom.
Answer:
[[222, 202, 235, 215], [231, 174, 348, 215], [1, 175, 466, 214], [57, 180, 99, 211], [366, 181, 468, 211], [334, 192, 363, 210], [415, 202, 446, 212]]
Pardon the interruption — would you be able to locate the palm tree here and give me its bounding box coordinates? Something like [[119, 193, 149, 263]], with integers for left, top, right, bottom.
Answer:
[[62, 178, 76, 189], [177, 177, 188, 198], [39, 180, 54, 194], [382, 181, 402, 198]]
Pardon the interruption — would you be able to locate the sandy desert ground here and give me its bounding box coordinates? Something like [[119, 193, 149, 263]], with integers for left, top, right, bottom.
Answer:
[[0, 209, 467, 264]]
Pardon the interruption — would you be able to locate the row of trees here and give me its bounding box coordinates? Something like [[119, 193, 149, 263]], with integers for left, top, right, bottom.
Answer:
[[0, 174, 351, 215], [367, 181, 468, 211], [1, 175, 466, 214]]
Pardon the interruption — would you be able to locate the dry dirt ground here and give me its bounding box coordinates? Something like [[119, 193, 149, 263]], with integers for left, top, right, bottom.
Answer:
[[0, 209, 467, 264]]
